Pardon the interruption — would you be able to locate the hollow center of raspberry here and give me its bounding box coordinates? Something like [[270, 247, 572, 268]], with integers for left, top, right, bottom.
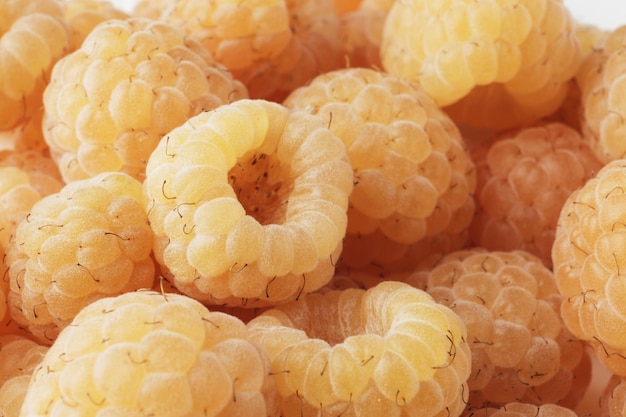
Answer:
[[228, 152, 293, 225]]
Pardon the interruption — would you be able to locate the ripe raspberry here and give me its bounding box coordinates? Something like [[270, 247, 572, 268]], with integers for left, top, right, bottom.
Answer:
[[338, 0, 394, 69], [0, 149, 65, 197], [462, 402, 579, 417], [575, 22, 609, 55], [553, 159, 626, 376], [0, 93, 50, 153], [381, 0, 583, 132], [418, 248, 591, 409], [283, 67, 476, 272], [0, 0, 71, 131], [469, 122, 603, 268], [61, 0, 129, 51], [0, 334, 47, 384], [42, 17, 248, 183], [0, 151, 64, 257], [144, 99, 353, 307], [0, 376, 31, 417], [18, 290, 279, 417], [0, 149, 65, 248], [577, 25, 626, 163], [159, 0, 343, 102], [247, 280, 471, 417], [160, 0, 291, 72], [0, 334, 48, 417], [602, 375, 626, 417], [6, 171, 155, 344], [0, 151, 64, 336]]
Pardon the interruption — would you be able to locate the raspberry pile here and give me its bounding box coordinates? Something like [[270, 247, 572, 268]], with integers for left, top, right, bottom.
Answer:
[[0, 1, 625, 416]]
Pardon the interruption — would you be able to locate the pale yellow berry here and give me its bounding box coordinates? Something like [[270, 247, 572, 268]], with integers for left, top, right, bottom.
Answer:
[[144, 99, 352, 306], [43, 17, 248, 182], [7, 172, 155, 344]]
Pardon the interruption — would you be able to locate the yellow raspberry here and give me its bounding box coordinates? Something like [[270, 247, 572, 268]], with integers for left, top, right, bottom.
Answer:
[[144, 99, 353, 307], [602, 375, 626, 417], [42, 17, 248, 183], [0, 149, 65, 197], [18, 290, 279, 417], [0, 150, 64, 335], [338, 0, 393, 69], [574, 22, 609, 55], [417, 248, 591, 409], [553, 159, 626, 376], [381, 0, 583, 132], [160, 0, 343, 101], [469, 122, 603, 268], [577, 25, 626, 163], [0, 149, 64, 252], [0, 151, 64, 255], [283, 67, 476, 272], [6, 171, 155, 344], [161, 0, 292, 72], [0, 334, 48, 383], [0, 91, 50, 153], [462, 402, 579, 417], [0, 0, 71, 131], [61, 0, 129, 51], [0, 334, 48, 417], [247, 281, 471, 417]]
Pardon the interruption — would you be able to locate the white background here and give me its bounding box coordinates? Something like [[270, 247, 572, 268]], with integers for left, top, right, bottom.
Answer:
[[564, 0, 626, 30], [110, 0, 626, 30]]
